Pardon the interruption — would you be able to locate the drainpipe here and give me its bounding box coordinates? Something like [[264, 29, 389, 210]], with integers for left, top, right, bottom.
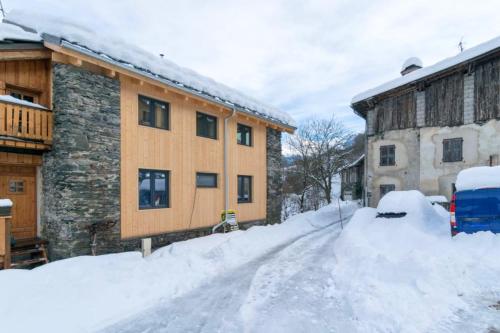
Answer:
[[224, 108, 237, 212]]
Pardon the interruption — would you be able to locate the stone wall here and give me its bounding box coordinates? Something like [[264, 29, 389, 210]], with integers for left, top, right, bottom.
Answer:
[[42, 63, 124, 260], [266, 128, 283, 224]]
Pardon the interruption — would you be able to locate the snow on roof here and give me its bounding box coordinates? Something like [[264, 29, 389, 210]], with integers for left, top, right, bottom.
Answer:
[[341, 154, 364, 171], [0, 21, 40, 42], [3, 11, 295, 128], [0, 199, 13, 207], [456, 166, 500, 191], [352, 35, 500, 104], [401, 57, 422, 71], [0, 95, 48, 109]]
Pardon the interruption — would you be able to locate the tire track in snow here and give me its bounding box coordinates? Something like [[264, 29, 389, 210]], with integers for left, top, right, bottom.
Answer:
[[99, 216, 352, 333]]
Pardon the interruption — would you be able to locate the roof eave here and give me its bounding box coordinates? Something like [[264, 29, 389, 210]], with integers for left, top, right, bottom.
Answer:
[[45, 36, 295, 133]]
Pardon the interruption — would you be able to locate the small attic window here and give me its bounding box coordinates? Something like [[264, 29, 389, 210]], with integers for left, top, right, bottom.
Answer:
[[7, 88, 39, 104]]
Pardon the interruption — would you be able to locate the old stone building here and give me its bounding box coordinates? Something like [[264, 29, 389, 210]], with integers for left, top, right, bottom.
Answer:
[[352, 37, 499, 207], [0, 17, 294, 264]]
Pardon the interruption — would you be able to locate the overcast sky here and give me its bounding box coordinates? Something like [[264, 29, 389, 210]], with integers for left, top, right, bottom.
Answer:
[[6, 0, 500, 133]]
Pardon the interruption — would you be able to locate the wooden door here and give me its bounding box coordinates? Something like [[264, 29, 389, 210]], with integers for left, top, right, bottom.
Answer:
[[0, 165, 37, 240]]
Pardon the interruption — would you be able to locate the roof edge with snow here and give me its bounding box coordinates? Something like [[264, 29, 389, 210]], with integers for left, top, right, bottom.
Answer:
[[351, 35, 500, 117], [1, 17, 295, 131]]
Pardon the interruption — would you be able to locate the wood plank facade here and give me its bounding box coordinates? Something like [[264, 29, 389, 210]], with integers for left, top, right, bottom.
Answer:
[[120, 77, 267, 238]]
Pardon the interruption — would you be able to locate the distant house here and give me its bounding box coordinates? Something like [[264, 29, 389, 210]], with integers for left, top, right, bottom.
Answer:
[[0, 16, 295, 264], [351, 36, 499, 207], [340, 155, 364, 202]]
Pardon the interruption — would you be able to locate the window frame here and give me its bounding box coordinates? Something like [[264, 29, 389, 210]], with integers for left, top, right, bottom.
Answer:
[[8, 179, 25, 194], [237, 175, 253, 204], [196, 172, 218, 188], [442, 138, 463, 163], [379, 145, 396, 166], [138, 95, 170, 130], [380, 184, 395, 198], [196, 112, 218, 140], [6, 87, 40, 104], [138, 168, 170, 210], [237, 123, 253, 146]]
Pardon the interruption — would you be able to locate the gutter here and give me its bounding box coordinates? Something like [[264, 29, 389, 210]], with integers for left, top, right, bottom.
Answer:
[[224, 108, 237, 212]]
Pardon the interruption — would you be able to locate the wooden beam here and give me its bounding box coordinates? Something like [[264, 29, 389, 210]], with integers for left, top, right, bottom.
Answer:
[[0, 49, 51, 61], [68, 56, 83, 67], [104, 69, 116, 78]]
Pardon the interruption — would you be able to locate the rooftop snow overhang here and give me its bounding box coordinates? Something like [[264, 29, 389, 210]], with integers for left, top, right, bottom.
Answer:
[[41, 33, 296, 133], [351, 36, 500, 119]]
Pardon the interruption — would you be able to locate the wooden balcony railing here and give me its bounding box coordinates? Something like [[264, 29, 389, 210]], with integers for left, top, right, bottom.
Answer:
[[0, 100, 53, 146]]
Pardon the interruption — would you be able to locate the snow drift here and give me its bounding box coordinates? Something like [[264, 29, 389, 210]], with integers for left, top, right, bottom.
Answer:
[[331, 191, 500, 332], [0, 201, 357, 332]]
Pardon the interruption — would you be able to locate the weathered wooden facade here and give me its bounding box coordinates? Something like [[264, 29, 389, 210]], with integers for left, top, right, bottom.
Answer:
[[352, 37, 500, 207], [340, 155, 364, 202], [0, 20, 294, 265]]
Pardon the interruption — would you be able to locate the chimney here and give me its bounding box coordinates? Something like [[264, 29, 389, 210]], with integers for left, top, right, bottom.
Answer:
[[401, 57, 423, 76]]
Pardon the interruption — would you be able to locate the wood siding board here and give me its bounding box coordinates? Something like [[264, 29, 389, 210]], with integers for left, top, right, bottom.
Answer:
[[374, 91, 415, 133], [121, 78, 267, 238], [425, 72, 464, 127], [475, 58, 500, 121]]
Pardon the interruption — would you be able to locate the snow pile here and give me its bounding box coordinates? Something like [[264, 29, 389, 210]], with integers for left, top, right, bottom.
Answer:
[[456, 166, 500, 191], [352, 35, 500, 104], [376, 190, 448, 233], [0, 201, 357, 332], [0, 95, 48, 110], [0, 199, 13, 207], [331, 190, 500, 332], [3, 11, 294, 127], [0, 21, 40, 42], [426, 195, 448, 203], [401, 57, 423, 71]]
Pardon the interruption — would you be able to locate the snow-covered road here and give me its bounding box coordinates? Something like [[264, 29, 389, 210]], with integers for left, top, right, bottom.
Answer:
[[101, 218, 354, 333]]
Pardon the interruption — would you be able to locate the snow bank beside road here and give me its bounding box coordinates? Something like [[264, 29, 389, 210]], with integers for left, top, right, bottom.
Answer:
[[0, 201, 357, 333], [332, 192, 500, 332]]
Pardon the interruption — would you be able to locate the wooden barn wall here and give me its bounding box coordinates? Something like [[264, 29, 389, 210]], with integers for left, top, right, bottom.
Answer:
[[374, 91, 416, 134], [425, 72, 464, 127], [474, 57, 500, 122], [0, 59, 52, 108], [120, 77, 267, 239]]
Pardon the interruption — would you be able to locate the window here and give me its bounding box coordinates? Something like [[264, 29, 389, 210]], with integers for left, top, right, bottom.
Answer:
[[380, 184, 395, 198], [139, 169, 169, 209], [138, 95, 169, 130], [7, 88, 39, 104], [237, 175, 252, 203], [380, 145, 395, 166], [237, 123, 252, 146], [8, 180, 25, 193], [196, 172, 217, 188], [443, 138, 463, 162], [197, 112, 217, 139], [349, 169, 357, 183]]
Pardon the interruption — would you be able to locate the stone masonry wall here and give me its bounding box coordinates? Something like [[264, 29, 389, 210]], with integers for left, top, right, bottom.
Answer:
[[43, 63, 124, 260], [266, 128, 283, 224]]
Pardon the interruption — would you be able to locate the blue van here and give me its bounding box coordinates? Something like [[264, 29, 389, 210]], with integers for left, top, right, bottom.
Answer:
[[450, 188, 500, 235]]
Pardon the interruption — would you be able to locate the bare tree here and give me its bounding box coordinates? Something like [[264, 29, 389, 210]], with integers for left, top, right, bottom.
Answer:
[[288, 116, 353, 205]]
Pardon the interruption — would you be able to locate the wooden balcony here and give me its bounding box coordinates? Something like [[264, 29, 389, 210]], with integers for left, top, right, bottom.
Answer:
[[0, 100, 53, 150]]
